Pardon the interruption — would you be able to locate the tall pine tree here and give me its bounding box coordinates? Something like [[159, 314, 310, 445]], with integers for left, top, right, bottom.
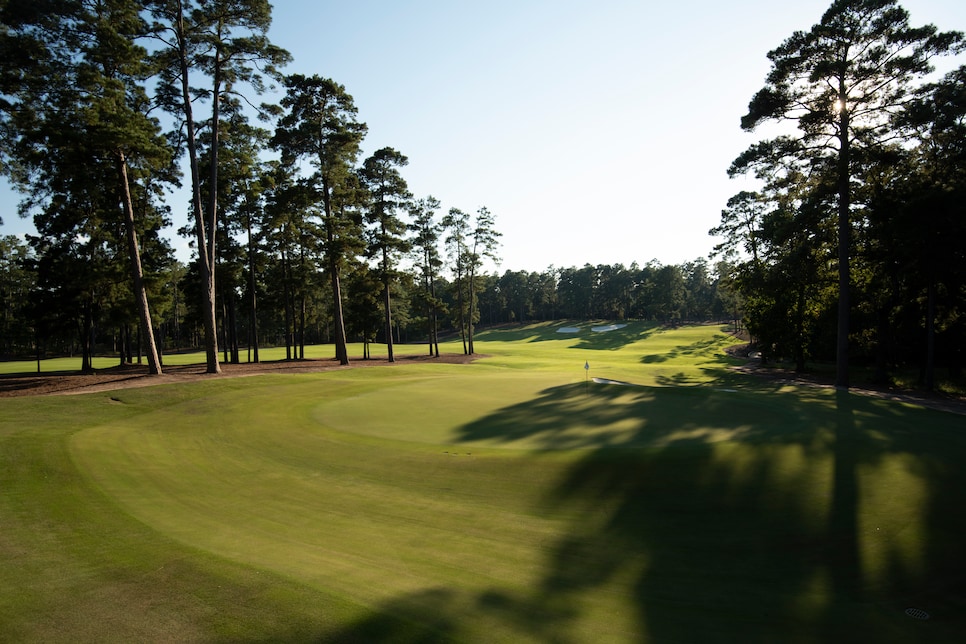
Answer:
[[738, 0, 962, 389]]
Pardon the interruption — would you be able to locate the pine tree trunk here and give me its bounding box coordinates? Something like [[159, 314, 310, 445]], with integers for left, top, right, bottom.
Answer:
[[81, 299, 94, 374], [176, 1, 219, 374], [227, 294, 239, 363], [429, 270, 439, 357], [247, 218, 259, 363], [299, 294, 306, 360], [467, 269, 476, 355], [872, 305, 890, 385], [329, 256, 349, 365], [384, 281, 394, 362], [924, 280, 936, 391], [282, 252, 292, 361], [835, 88, 851, 390], [455, 269, 467, 355], [795, 281, 806, 373], [117, 152, 162, 375], [222, 297, 230, 364]]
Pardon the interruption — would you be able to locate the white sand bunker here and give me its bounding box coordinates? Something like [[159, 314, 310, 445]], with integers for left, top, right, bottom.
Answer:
[[591, 324, 628, 333], [592, 377, 638, 386], [557, 326, 581, 333]]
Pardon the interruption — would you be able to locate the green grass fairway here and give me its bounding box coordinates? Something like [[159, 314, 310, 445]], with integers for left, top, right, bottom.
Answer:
[[2, 323, 965, 642], [0, 342, 434, 375]]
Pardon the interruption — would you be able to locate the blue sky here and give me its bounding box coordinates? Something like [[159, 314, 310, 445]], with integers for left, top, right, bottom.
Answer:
[[2, 0, 964, 272]]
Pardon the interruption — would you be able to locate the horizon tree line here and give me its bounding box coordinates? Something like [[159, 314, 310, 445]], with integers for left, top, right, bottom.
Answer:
[[0, 228, 741, 361]]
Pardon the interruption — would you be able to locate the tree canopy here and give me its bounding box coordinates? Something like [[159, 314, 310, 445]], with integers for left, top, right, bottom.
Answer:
[[723, 0, 964, 389]]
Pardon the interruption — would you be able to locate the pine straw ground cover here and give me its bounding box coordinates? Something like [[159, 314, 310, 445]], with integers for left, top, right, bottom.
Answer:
[[1, 323, 965, 642]]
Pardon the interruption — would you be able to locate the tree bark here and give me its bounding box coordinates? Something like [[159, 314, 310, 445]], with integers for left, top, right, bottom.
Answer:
[[329, 257, 349, 365], [246, 216, 259, 363], [175, 0, 220, 373], [428, 250, 440, 357], [383, 281, 394, 362], [322, 183, 349, 365], [924, 280, 936, 391], [281, 250, 292, 360], [382, 242, 394, 363], [299, 293, 306, 360], [117, 151, 162, 375], [835, 84, 851, 390], [467, 266, 476, 355], [81, 298, 94, 374], [206, 24, 222, 280]]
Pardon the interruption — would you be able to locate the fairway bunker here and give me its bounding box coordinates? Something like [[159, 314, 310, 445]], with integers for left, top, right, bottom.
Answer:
[[556, 324, 629, 334], [591, 324, 628, 333]]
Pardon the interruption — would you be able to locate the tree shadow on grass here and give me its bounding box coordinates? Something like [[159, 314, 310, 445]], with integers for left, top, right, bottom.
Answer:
[[464, 385, 966, 642], [641, 332, 744, 366], [323, 588, 461, 643], [324, 384, 966, 642]]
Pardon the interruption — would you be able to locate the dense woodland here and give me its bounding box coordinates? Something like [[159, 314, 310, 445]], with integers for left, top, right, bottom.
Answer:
[[0, 224, 735, 358], [0, 0, 964, 391], [716, 0, 965, 390]]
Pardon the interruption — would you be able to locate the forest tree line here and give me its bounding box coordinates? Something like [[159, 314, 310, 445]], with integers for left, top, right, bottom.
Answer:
[[0, 227, 737, 363], [0, 0, 507, 370]]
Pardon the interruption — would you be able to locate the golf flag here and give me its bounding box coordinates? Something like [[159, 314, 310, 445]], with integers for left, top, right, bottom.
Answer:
[[584, 361, 589, 371]]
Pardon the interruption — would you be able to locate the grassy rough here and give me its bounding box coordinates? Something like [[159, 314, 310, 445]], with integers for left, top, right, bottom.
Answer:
[[2, 323, 965, 642]]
